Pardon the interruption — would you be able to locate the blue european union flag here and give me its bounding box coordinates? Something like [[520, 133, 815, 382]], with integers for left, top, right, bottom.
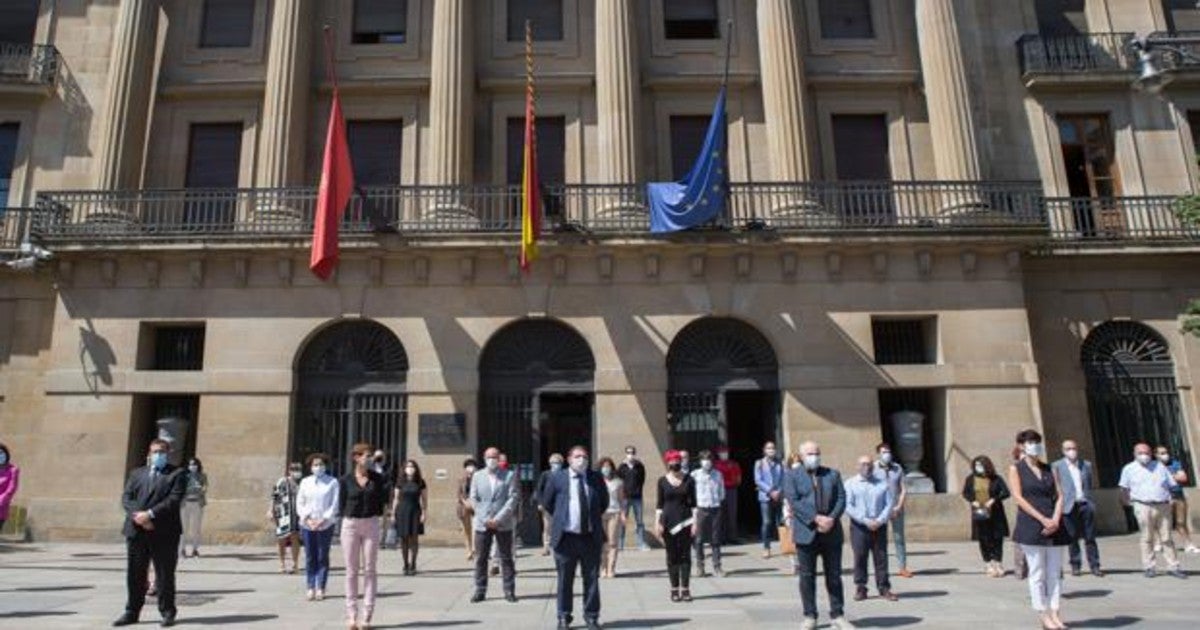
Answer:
[[647, 87, 728, 233]]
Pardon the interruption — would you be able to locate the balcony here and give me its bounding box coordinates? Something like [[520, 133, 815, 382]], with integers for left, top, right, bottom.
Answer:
[[1046, 197, 1200, 243], [1017, 32, 1136, 86], [1148, 30, 1200, 74], [33, 181, 1047, 246], [0, 207, 42, 258], [0, 43, 60, 92]]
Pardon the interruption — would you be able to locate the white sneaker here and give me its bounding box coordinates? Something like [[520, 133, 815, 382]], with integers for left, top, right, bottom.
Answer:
[[800, 618, 818, 630], [832, 617, 858, 630], [1186, 544, 1200, 555]]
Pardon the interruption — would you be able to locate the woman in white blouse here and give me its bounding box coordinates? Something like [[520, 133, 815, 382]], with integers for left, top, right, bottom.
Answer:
[[296, 452, 340, 602]]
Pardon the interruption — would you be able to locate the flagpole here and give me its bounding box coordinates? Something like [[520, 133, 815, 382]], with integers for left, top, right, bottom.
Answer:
[[322, 25, 339, 92], [721, 18, 733, 89]]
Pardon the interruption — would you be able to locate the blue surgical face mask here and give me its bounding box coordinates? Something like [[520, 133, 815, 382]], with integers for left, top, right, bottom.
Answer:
[[149, 452, 168, 470], [0, 451, 8, 466]]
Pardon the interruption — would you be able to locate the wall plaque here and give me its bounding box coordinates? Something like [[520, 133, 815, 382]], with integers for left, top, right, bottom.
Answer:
[[418, 413, 467, 450]]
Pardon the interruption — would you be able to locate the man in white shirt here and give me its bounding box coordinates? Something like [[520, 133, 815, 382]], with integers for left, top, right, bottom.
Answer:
[[691, 450, 726, 577], [1119, 442, 1185, 579]]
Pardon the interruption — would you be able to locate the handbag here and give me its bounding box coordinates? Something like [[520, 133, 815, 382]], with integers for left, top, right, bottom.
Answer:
[[778, 525, 796, 555], [971, 507, 991, 522]]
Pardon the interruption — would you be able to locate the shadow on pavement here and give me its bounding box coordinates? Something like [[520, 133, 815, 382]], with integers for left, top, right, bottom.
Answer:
[[0, 611, 77, 619], [177, 614, 279, 625], [894, 590, 948, 599], [853, 616, 924, 628], [691, 591, 761, 600], [1063, 589, 1112, 599], [1069, 616, 1142, 628], [913, 568, 957, 576], [723, 567, 777, 576], [904, 551, 946, 557], [604, 619, 692, 628], [178, 589, 255, 596], [371, 591, 411, 599], [5, 584, 94, 592], [375, 622, 481, 628]]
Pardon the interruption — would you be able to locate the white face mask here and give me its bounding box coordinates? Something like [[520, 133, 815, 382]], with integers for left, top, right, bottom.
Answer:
[[718, 452, 729, 461], [790, 461, 803, 470], [570, 456, 588, 473], [974, 464, 986, 475], [1064, 448, 1078, 461], [188, 465, 199, 473], [601, 466, 613, 477], [804, 455, 820, 470], [290, 470, 302, 481], [404, 467, 416, 477], [1158, 453, 1171, 463], [485, 457, 500, 472], [625, 453, 635, 461], [1024, 442, 1044, 458], [1136, 453, 1152, 465], [764, 448, 777, 458], [312, 464, 326, 476], [879, 452, 893, 465], [465, 466, 476, 475], [700, 459, 713, 472]]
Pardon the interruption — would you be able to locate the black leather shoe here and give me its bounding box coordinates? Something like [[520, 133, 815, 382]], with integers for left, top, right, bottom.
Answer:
[[854, 587, 868, 601], [470, 591, 486, 603], [1091, 568, 1105, 577], [505, 592, 519, 603], [557, 618, 572, 629], [586, 619, 602, 630], [160, 611, 177, 627], [112, 613, 139, 627], [1071, 567, 1082, 577]]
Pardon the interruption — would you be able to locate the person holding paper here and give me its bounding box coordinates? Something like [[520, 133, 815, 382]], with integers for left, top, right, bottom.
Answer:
[[656, 450, 697, 603]]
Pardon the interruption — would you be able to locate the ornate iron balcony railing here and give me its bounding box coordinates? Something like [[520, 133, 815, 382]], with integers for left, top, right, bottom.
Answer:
[[1046, 196, 1200, 242], [33, 181, 1048, 243], [0, 43, 60, 86], [0, 207, 42, 256], [1017, 32, 1136, 76]]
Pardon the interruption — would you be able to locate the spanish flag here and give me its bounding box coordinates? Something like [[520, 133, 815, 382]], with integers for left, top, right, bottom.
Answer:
[[519, 20, 540, 273]]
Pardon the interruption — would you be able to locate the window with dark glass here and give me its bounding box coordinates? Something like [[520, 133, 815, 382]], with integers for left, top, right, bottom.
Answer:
[[669, 115, 710, 180], [832, 114, 890, 180], [664, 0, 719, 40], [0, 123, 17, 208], [507, 116, 566, 222], [199, 0, 255, 48], [1188, 111, 1200, 159], [353, 0, 408, 44], [1057, 114, 1119, 199], [818, 0, 875, 39], [507, 0, 564, 42], [1164, 0, 1200, 32], [872, 318, 936, 365], [0, 0, 39, 45], [1034, 0, 1087, 35], [346, 120, 403, 186], [184, 123, 242, 228], [138, 323, 206, 371]]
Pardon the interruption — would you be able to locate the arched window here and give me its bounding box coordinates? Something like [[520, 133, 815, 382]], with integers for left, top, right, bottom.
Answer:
[[292, 320, 408, 475], [1082, 321, 1192, 486]]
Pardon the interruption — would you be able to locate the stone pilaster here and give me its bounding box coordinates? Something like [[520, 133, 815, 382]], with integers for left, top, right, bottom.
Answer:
[[593, 0, 643, 223], [755, 0, 813, 182], [94, 0, 159, 196], [916, 0, 983, 183], [425, 0, 475, 224], [255, 0, 313, 223]]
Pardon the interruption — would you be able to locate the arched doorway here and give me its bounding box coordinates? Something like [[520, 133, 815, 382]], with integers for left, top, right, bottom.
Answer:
[[292, 320, 409, 476], [1082, 321, 1193, 486], [667, 317, 780, 538], [479, 318, 596, 544]]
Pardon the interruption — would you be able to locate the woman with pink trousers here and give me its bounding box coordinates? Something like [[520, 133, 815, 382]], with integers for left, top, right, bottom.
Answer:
[[337, 443, 389, 629], [0, 442, 18, 533]]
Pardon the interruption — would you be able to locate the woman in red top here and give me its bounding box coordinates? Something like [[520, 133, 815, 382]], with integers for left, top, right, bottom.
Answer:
[[713, 446, 742, 544]]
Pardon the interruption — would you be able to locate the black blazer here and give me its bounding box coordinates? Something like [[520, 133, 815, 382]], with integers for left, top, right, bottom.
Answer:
[[122, 464, 187, 539], [540, 468, 609, 550], [960, 473, 1011, 540]]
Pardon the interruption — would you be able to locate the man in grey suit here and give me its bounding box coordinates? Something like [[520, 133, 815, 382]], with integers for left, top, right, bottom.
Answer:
[[1053, 439, 1103, 576], [470, 446, 520, 603], [782, 441, 854, 630]]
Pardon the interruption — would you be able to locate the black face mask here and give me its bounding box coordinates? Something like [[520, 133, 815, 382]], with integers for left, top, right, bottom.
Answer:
[[667, 463, 682, 472]]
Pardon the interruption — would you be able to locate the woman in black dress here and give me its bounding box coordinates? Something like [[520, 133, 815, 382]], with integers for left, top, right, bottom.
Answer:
[[392, 459, 428, 575], [961, 455, 1010, 577], [655, 450, 697, 603], [1007, 429, 1068, 630]]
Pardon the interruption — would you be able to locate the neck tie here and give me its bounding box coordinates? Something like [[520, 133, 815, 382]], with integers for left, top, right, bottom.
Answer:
[[811, 472, 823, 515], [576, 473, 590, 535]]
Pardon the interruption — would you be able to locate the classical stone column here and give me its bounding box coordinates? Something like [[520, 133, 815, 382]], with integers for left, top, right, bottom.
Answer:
[[92, 0, 159, 223], [755, 0, 824, 223], [426, 0, 475, 225], [916, 0, 987, 219], [593, 0, 643, 224], [255, 0, 313, 225]]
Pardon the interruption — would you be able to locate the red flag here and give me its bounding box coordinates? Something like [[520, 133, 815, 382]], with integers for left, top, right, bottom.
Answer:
[[310, 90, 354, 280]]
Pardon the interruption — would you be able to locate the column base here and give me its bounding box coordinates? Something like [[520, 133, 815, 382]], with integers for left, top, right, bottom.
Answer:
[[424, 203, 482, 231], [82, 208, 141, 235], [591, 201, 646, 230], [253, 200, 305, 231], [769, 199, 837, 228], [936, 200, 1012, 226], [903, 472, 936, 495]]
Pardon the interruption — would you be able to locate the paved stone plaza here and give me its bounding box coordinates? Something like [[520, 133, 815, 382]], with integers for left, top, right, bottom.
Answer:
[[0, 534, 1195, 629]]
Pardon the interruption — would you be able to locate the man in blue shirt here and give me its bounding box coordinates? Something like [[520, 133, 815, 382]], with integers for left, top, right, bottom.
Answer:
[[846, 455, 897, 602], [1156, 445, 1199, 555], [754, 441, 783, 559]]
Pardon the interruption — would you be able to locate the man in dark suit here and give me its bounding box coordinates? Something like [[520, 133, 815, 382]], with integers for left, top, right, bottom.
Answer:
[[114, 438, 187, 627], [782, 441, 853, 630], [1053, 439, 1103, 576], [540, 445, 609, 630]]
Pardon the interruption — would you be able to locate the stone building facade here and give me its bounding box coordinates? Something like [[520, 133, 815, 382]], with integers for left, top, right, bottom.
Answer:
[[1, 0, 1198, 544]]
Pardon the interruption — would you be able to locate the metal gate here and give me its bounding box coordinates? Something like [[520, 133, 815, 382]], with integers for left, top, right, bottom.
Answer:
[[668, 391, 723, 454], [292, 321, 409, 475], [1082, 321, 1193, 487]]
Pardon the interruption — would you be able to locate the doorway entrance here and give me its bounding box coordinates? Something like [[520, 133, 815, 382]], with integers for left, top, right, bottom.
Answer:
[[725, 390, 780, 539], [667, 317, 781, 541], [479, 319, 596, 546]]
